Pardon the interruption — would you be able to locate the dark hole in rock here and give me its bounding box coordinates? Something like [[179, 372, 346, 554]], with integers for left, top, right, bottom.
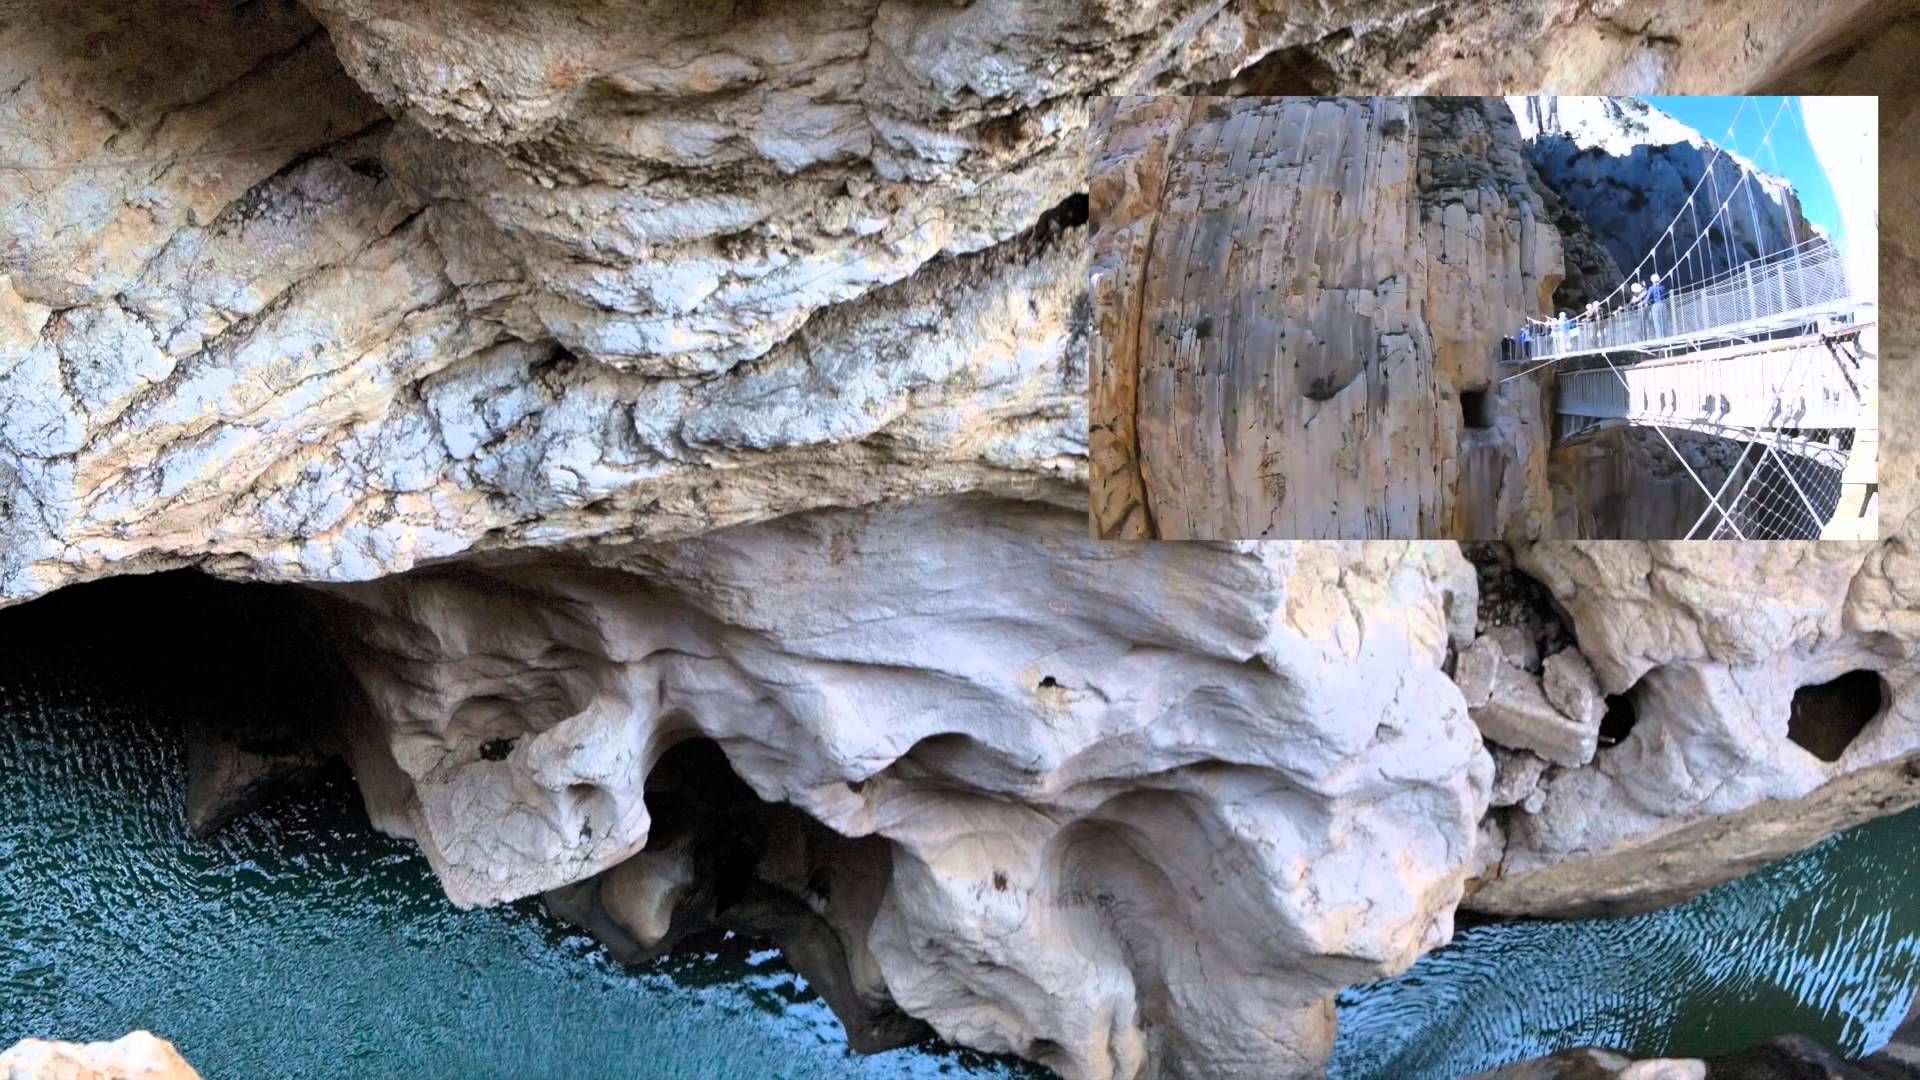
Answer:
[[0, 569, 356, 837], [1789, 669, 1885, 762], [1598, 692, 1638, 748], [237, 737, 300, 757], [479, 737, 516, 761], [1038, 191, 1089, 232], [1194, 315, 1214, 340], [1460, 388, 1495, 430], [1038, 675, 1059, 689], [992, 870, 1009, 891], [546, 738, 935, 1054], [1217, 43, 1342, 94]]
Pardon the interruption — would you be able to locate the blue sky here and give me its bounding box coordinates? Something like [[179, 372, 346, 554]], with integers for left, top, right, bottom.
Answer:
[[1643, 96, 1850, 256]]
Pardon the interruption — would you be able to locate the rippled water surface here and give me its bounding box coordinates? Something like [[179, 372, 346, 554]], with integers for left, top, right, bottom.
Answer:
[[7, 631, 1918, 1080], [1332, 804, 1920, 1078], [0, 648, 1038, 1079]]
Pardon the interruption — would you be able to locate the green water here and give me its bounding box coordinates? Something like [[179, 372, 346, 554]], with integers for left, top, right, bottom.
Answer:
[[1332, 804, 1920, 1078], [5, 634, 1918, 1080], [0, 649, 1039, 1079]]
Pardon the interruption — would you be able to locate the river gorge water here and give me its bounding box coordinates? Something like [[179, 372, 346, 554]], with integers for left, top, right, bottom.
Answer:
[[2, 633, 1915, 1079]]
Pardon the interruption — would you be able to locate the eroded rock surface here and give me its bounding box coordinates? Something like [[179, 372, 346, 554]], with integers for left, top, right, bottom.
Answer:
[[311, 497, 1490, 1080], [3, 3, 1919, 1080], [1465, 540, 1920, 917]]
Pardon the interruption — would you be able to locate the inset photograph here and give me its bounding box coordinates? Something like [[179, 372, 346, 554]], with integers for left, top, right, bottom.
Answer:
[[1089, 95, 1879, 541]]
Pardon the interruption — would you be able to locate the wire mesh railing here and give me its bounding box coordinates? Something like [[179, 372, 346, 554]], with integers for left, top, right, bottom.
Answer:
[[1505, 237, 1858, 364], [1701, 438, 1850, 539]]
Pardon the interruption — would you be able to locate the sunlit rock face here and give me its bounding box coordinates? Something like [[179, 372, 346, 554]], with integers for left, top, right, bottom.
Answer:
[[313, 497, 1489, 1080], [1509, 96, 1824, 293], [0, 1031, 202, 1080]]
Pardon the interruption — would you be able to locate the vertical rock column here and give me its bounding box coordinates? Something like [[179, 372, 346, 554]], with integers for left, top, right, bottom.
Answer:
[[1413, 97, 1565, 540], [1093, 96, 1432, 539], [1090, 97, 1561, 540]]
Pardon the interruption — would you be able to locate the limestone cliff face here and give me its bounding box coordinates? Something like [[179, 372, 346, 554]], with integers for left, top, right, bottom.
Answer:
[[313, 500, 1488, 1080], [1510, 95, 1826, 292], [0, 1032, 200, 1080], [1459, 539, 1920, 918], [3, 3, 1920, 1080], [1090, 95, 1561, 541]]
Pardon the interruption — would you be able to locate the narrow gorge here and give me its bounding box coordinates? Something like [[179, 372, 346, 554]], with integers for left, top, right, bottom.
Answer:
[[2, 2, 1919, 1080]]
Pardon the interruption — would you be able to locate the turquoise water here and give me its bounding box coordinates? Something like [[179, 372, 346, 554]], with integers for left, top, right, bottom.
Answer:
[[5, 619, 1918, 1080], [1332, 805, 1920, 1078], [0, 648, 1039, 1080]]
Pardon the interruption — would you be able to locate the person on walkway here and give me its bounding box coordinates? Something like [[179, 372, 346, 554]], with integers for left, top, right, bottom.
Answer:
[[1628, 279, 1647, 337], [1557, 310, 1572, 352], [1517, 325, 1531, 359], [1646, 273, 1668, 338]]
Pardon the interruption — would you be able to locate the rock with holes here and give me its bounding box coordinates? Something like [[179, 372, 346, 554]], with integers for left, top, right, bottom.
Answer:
[[312, 498, 1488, 1080], [1465, 540, 1920, 918]]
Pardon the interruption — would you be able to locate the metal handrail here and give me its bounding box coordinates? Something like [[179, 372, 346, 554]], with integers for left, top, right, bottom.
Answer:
[[1509, 240, 1859, 364]]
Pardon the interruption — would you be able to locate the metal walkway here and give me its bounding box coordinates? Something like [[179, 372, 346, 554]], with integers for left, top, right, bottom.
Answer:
[[1498, 96, 1877, 540]]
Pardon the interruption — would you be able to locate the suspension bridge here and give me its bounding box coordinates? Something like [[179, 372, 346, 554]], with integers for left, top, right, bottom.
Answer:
[[1497, 96, 1877, 540]]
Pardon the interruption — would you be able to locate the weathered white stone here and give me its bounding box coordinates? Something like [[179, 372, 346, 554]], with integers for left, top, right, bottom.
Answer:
[[0, 1032, 200, 1080], [1471, 664, 1592, 767], [318, 498, 1490, 1080], [1467, 540, 1920, 917], [1486, 624, 1541, 672], [1543, 647, 1605, 730], [1490, 748, 1552, 808], [1455, 634, 1503, 708]]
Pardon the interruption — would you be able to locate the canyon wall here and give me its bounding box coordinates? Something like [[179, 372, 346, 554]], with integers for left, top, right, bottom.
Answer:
[[1510, 95, 1824, 293], [312, 501, 1488, 1080], [1090, 95, 1560, 541], [1, 2, 1918, 1080], [1460, 538, 1920, 918]]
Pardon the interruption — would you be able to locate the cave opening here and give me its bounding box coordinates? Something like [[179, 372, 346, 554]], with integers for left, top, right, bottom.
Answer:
[[1460, 387, 1495, 429], [1214, 41, 1343, 94], [1788, 669, 1886, 763], [1598, 691, 1639, 748], [548, 735, 933, 1053], [0, 568, 361, 836], [0, 569, 943, 1060]]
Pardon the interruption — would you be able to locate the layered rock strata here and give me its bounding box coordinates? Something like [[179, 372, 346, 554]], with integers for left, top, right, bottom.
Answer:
[[1089, 95, 1560, 541], [1, 2, 1918, 1080]]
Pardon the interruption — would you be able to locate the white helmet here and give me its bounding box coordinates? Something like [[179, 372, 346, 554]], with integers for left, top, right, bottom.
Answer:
[[1651, 273, 1662, 283]]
